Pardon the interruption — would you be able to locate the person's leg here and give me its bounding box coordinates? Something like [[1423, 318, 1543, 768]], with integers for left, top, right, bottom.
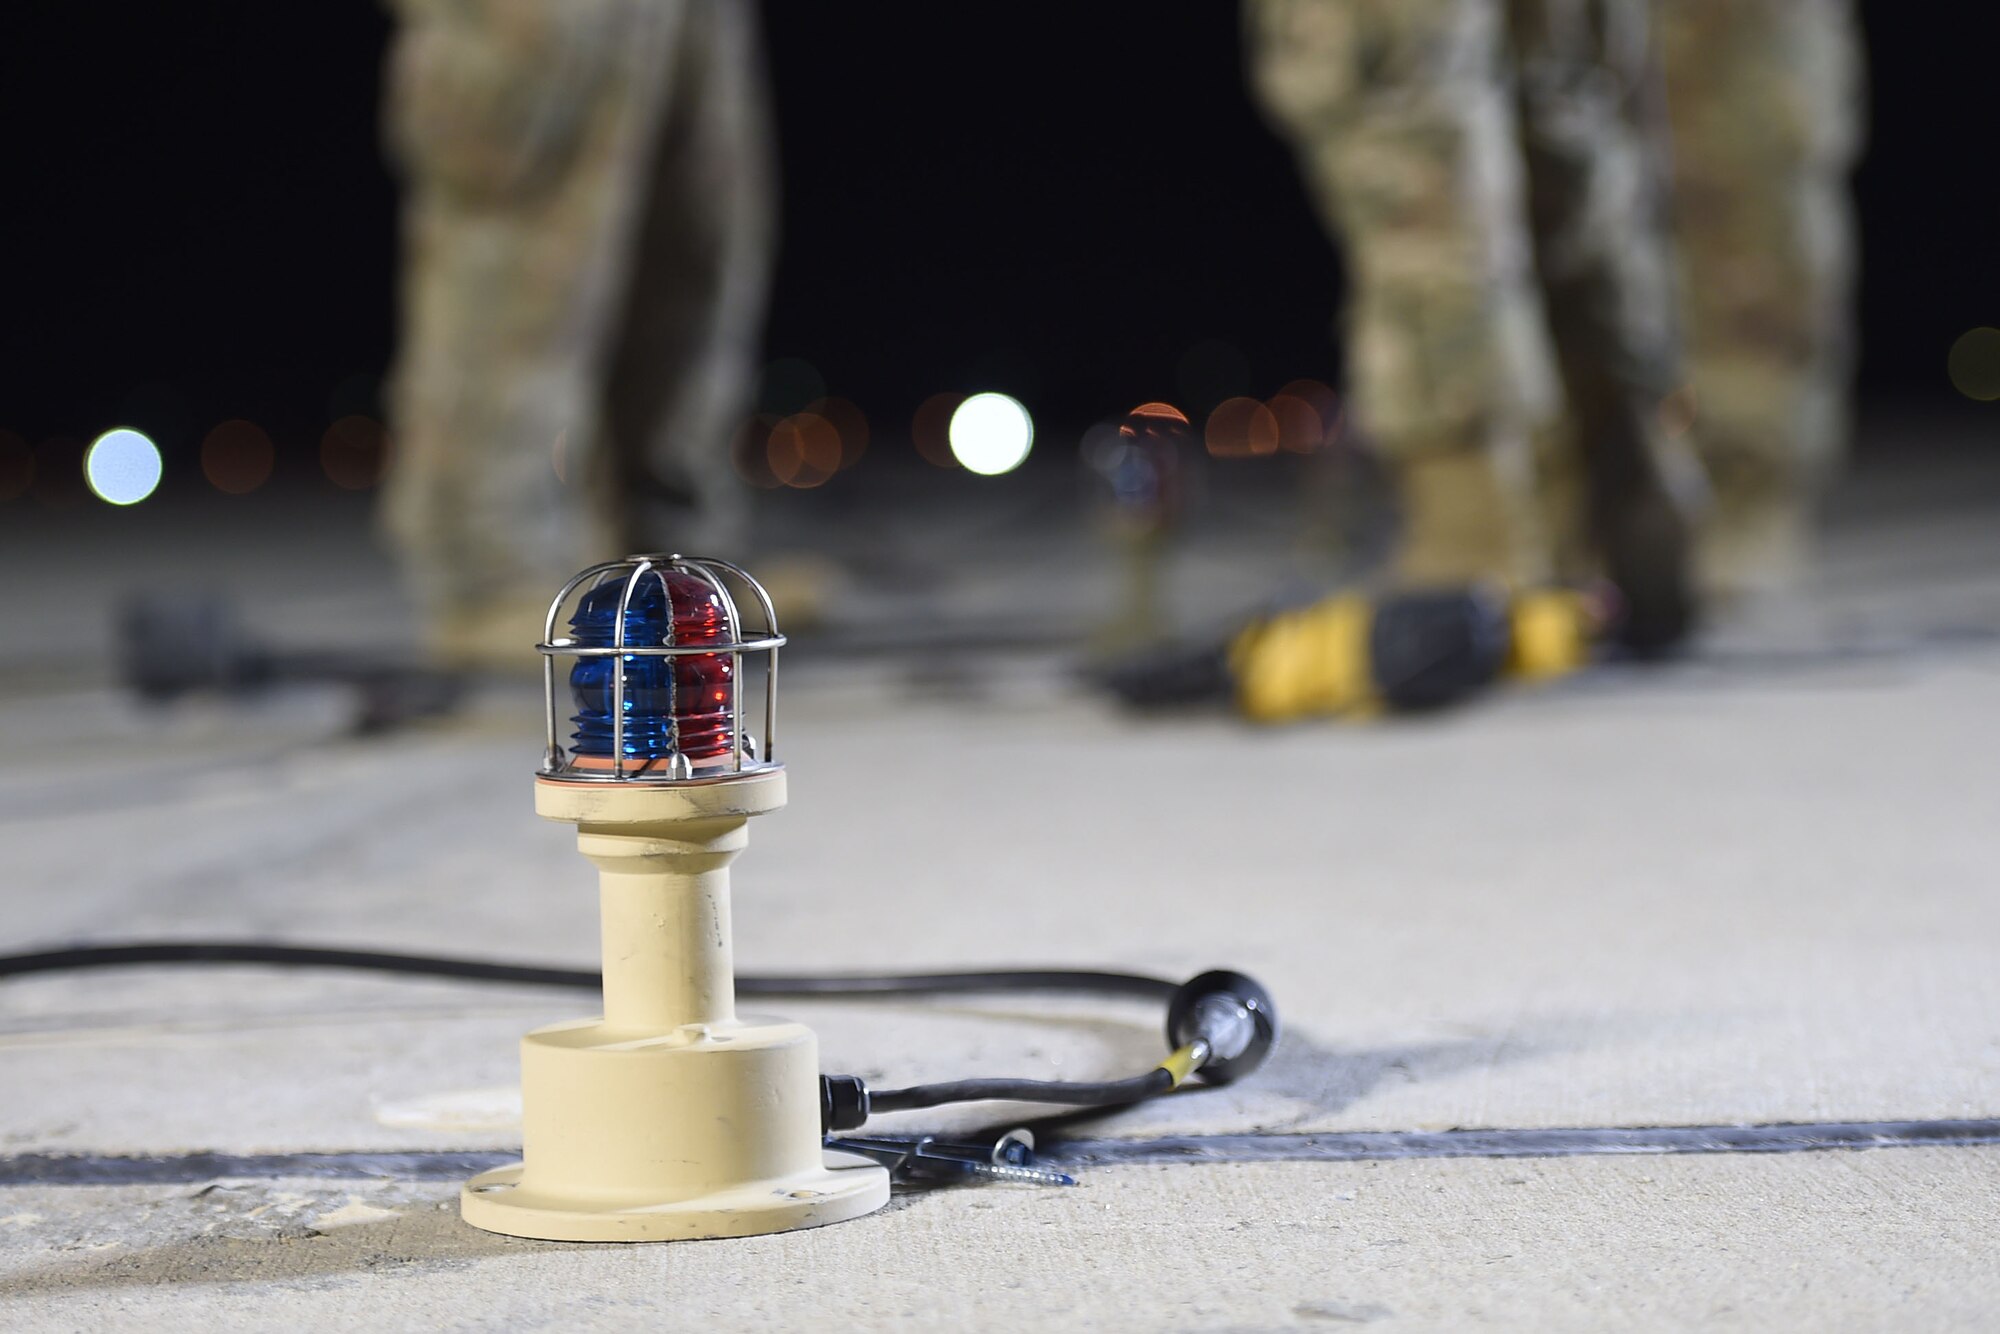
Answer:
[[1246, 0, 1561, 589], [1659, 0, 1864, 599], [380, 0, 684, 666], [1507, 0, 1703, 650], [600, 0, 777, 559]]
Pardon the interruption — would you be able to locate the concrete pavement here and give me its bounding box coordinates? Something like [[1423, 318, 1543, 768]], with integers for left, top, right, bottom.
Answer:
[[3, 434, 1998, 1328]]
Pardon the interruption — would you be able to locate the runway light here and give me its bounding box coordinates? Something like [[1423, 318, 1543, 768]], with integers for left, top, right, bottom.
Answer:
[[1177, 339, 1251, 413], [84, 428, 163, 506], [730, 414, 784, 488], [807, 397, 870, 471], [463, 556, 891, 1242], [912, 392, 964, 468], [566, 565, 736, 767], [1204, 396, 1279, 459], [33, 438, 87, 507], [1123, 402, 1189, 432], [767, 412, 842, 488], [1657, 385, 1698, 439], [321, 415, 389, 490], [0, 430, 31, 501], [1273, 379, 1342, 453], [1266, 394, 1321, 453], [758, 357, 827, 417], [948, 392, 1034, 475], [1947, 328, 2000, 401], [201, 419, 275, 495]]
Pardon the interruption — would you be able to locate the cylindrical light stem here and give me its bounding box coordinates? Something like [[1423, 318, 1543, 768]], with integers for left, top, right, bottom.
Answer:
[[577, 817, 746, 1031]]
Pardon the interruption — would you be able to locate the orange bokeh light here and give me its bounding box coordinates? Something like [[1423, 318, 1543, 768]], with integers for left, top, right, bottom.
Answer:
[[320, 415, 390, 490], [1658, 385, 1698, 439], [0, 429, 31, 501], [1204, 397, 1280, 458], [201, 419, 275, 495], [806, 396, 870, 471], [912, 392, 963, 468], [1125, 401, 1190, 428], [731, 414, 783, 489], [1273, 379, 1342, 453], [767, 412, 842, 488], [32, 437, 87, 508], [1267, 395, 1320, 453]]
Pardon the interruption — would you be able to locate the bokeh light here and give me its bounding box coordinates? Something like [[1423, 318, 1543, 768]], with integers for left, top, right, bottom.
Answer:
[[320, 415, 389, 490], [326, 372, 382, 421], [1947, 327, 2000, 401], [949, 392, 1035, 475], [0, 429, 32, 501], [1122, 402, 1189, 431], [1657, 384, 1698, 439], [806, 396, 870, 471], [767, 412, 842, 488], [200, 419, 275, 495], [84, 427, 163, 505], [758, 357, 828, 417], [1099, 404, 1190, 522], [1273, 379, 1342, 452], [730, 414, 783, 488], [1177, 339, 1251, 413], [1204, 396, 1280, 459], [32, 438, 87, 507], [912, 392, 964, 468]]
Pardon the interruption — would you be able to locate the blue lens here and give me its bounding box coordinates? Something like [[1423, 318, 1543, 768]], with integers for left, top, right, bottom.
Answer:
[[568, 572, 734, 760]]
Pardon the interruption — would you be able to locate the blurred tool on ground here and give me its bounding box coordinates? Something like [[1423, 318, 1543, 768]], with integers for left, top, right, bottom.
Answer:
[[1097, 584, 1606, 719], [119, 591, 463, 734]]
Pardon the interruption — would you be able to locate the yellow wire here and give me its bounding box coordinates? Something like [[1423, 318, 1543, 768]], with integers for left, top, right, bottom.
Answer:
[[1158, 1042, 1204, 1088]]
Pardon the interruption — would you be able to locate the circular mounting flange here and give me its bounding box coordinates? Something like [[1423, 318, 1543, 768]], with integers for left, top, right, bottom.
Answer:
[[461, 1149, 889, 1243]]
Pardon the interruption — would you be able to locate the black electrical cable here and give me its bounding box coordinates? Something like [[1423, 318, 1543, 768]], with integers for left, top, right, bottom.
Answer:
[[0, 942, 1178, 1001], [868, 1069, 1175, 1115], [0, 942, 1265, 1126], [744, 969, 1177, 1001], [0, 942, 596, 989]]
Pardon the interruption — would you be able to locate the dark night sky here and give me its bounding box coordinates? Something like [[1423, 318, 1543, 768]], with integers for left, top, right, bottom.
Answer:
[[0, 2, 1989, 468]]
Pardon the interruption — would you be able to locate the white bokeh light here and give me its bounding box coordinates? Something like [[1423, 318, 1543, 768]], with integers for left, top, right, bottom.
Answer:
[[948, 392, 1034, 476], [85, 428, 164, 506]]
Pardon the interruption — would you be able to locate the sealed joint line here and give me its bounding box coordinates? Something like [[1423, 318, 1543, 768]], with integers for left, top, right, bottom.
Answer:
[[3, 1120, 1998, 1187], [1042, 1119, 2000, 1166], [0, 1151, 515, 1186]]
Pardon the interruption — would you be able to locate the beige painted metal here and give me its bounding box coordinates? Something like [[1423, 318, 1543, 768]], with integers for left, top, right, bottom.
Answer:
[[460, 768, 889, 1242]]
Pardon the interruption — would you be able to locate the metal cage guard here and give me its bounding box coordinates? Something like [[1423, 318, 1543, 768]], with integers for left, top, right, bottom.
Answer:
[[536, 555, 785, 783]]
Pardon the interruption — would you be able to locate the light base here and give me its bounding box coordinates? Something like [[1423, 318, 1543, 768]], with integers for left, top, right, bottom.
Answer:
[[461, 1150, 888, 1243], [468, 769, 891, 1244], [460, 1011, 889, 1243]]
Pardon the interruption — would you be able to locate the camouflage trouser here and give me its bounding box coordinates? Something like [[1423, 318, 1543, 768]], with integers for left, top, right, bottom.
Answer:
[[380, 0, 772, 657], [1660, 0, 1863, 588], [1246, 0, 1859, 591]]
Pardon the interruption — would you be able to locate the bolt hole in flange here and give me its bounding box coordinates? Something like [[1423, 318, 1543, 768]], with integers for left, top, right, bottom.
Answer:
[[472, 1182, 516, 1194]]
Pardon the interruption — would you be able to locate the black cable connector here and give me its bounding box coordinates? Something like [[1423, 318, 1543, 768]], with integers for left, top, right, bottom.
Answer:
[[819, 1070, 1175, 1132], [1166, 969, 1280, 1085], [821, 1075, 872, 1133], [820, 972, 1282, 1129]]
